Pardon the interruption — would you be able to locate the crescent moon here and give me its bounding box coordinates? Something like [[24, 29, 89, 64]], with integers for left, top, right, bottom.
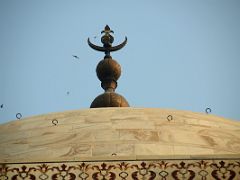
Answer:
[[87, 37, 127, 53], [87, 38, 106, 52], [109, 36, 127, 52]]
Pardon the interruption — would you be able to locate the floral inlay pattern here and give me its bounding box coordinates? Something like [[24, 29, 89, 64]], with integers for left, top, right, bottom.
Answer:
[[0, 159, 239, 179]]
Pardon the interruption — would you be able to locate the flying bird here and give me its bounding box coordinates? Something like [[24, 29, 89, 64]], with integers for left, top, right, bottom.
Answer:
[[0, 104, 3, 108], [72, 55, 79, 59]]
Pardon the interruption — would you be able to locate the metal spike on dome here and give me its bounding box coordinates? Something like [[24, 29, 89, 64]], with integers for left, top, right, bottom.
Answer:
[[87, 25, 129, 108]]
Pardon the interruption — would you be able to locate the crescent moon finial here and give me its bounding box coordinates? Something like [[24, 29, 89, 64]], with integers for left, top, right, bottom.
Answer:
[[88, 25, 130, 108], [88, 25, 127, 57]]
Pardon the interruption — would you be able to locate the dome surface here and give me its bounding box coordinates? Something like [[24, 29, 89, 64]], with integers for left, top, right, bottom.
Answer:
[[0, 108, 240, 163]]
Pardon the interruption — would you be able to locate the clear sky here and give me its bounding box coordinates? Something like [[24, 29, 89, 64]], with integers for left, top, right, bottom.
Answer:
[[1, 0, 240, 123]]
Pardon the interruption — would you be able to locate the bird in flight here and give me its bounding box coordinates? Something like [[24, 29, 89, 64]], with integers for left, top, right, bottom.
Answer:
[[72, 55, 79, 59], [0, 104, 3, 108]]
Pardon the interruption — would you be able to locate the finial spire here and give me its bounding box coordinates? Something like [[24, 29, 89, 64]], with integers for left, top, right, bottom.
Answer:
[[88, 25, 129, 108]]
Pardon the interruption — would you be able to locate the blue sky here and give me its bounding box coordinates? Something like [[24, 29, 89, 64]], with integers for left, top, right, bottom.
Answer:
[[1, 0, 240, 123]]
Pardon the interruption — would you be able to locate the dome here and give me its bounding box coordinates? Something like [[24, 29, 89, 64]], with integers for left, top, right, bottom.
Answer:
[[1, 108, 239, 163], [1, 108, 240, 179]]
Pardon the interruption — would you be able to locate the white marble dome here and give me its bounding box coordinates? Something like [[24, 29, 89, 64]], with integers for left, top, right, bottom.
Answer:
[[0, 108, 240, 163]]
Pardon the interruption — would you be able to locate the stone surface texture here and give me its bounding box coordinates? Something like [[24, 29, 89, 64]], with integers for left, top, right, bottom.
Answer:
[[0, 108, 239, 163]]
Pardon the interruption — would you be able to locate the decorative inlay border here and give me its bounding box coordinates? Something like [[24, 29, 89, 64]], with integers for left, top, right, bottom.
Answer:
[[1, 159, 240, 179]]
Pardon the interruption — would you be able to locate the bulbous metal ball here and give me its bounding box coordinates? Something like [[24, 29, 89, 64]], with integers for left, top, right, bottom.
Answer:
[[90, 92, 129, 108], [96, 58, 121, 82], [101, 34, 114, 46]]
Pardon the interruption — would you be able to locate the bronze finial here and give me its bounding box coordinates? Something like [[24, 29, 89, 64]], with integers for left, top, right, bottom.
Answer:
[[88, 25, 127, 58], [88, 25, 129, 108]]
